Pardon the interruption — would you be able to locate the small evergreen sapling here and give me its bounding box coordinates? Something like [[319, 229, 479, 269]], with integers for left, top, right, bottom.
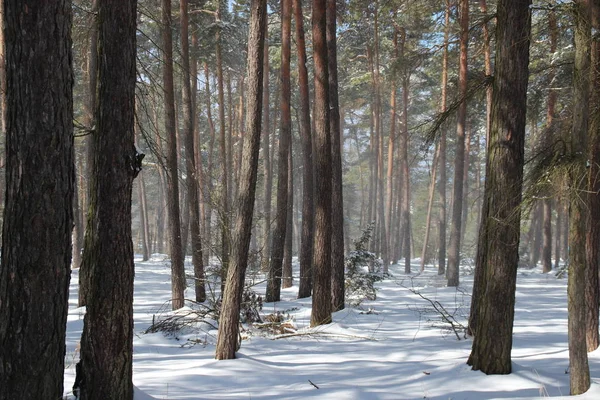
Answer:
[[345, 223, 385, 306]]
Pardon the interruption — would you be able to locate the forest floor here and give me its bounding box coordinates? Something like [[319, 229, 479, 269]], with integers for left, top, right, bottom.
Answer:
[[63, 256, 600, 399]]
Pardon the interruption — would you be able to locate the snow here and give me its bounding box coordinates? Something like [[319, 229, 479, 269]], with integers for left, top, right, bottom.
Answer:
[[64, 257, 600, 399]]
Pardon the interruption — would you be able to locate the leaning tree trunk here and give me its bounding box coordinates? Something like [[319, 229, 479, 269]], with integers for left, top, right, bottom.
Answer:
[[467, 0, 532, 375], [311, 0, 333, 327], [79, 1, 139, 398], [447, 0, 468, 287], [215, 0, 267, 360], [266, 0, 292, 302], [328, 0, 345, 312], [0, 2, 74, 398]]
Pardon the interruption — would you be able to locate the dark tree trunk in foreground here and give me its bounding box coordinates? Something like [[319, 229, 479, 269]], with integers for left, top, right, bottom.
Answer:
[[162, 0, 186, 310], [328, 0, 345, 312], [568, 0, 592, 394], [0, 2, 73, 398], [447, 0, 468, 287], [467, 0, 532, 374], [181, 0, 206, 302], [294, 0, 315, 299], [311, 0, 332, 327], [586, 0, 600, 353], [215, 0, 266, 360], [79, 1, 139, 398], [266, 0, 292, 302]]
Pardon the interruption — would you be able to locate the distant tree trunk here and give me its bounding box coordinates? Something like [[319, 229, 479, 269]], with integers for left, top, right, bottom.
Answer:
[[480, 0, 492, 141], [294, 0, 314, 299], [282, 150, 293, 289], [266, 0, 292, 303], [400, 70, 411, 273], [438, 0, 450, 276], [79, 1, 139, 398], [311, 0, 333, 327], [204, 62, 216, 266], [386, 27, 399, 271], [138, 171, 151, 261], [180, 0, 206, 302], [467, 0, 531, 374], [215, 0, 267, 360], [162, 0, 186, 310], [261, 30, 272, 272], [446, 0, 468, 287], [216, 7, 230, 292], [328, 0, 345, 311], [586, 0, 600, 353], [555, 199, 562, 269], [79, 0, 99, 307], [568, 0, 592, 394], [541, 10, 558, 275], [421, 145, 440, 272], [0, 2, 73, 398], [373, 3, 388, 269]]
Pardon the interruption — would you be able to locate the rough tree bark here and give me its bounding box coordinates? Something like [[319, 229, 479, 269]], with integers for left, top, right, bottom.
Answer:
[[328, 0, 345, 311], [586, 0, 600, 353], [568, 0, 592, 394], [467, 0, 532, 375], [311, 0, 333, 327], [79, 1, 139, 398], [0, 2, 73, 398], [215, 0, 267, 360]]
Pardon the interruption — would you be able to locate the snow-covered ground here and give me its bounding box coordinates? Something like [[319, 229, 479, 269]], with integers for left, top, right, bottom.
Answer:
[[64, 257, 600, 399]]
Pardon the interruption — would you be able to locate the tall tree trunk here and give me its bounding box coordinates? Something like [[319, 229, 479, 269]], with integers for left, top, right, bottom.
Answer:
[[400, 70, 411, 273], [542, 9, 558, 275], [204, 62, 216, 266], [438, 0, 450, 276], [585, 0, 600, 352], [467, 0, 532, 374], [446, 0, 468, 287], [266, 0, 292, 302], [162, 0, 186, 310], [261, 30, 272, 272], [386, 27, 399, 271], [79, 0, 99, 307], [311, 0, 332, 327], [328, 0, 345, 311], [283, 150, 294, 289], [138, 171, 151, 261], [181, 0, 206, 302], [0, 2, 73, 398], [480, 0, 492, 141], [568, 0, 592, 393], [79, 1, 139, 398], [215, 0, 267, 360], [216, 6, 230, 292], [294, 0, 315, 299]]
